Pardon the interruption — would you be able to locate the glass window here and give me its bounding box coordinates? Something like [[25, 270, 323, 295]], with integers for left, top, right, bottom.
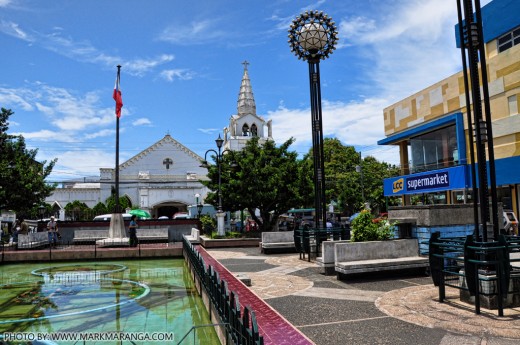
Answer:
[[508, 95, 518, 115], [409, 124, 458, 173], [498, 26, 520, 53]]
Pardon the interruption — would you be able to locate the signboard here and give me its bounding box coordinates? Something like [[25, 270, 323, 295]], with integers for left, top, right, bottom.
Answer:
[[384, 165, 468, 196]]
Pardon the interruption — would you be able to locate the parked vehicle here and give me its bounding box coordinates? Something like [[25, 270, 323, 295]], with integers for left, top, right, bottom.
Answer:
[[93, 213, 133, 221]]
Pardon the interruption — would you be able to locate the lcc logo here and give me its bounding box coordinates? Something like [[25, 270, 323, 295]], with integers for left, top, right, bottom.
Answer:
[[392, 178, 404, 193]]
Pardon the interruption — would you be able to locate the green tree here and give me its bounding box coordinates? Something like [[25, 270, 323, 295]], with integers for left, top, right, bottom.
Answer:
[[202, 137, 302, 232], [0, 108, 57, 215], [92, 202, 108, 216], [301, 138, 400, 216], [64, 200, 91, 221]]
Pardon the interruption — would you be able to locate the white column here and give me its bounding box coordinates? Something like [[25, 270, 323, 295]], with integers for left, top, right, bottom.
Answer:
[[217, 211, 226, 236]]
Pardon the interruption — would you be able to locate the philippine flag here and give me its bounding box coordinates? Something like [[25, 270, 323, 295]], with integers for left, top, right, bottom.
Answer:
[[113, 71, 123, 118]]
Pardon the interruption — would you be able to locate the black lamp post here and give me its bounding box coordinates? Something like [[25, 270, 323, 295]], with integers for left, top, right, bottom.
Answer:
[[197, 203, 203, 218], [456, 0, 498, 241], [355, 164, 365, 208], [288, 10, 338, 228], [200, 134, 232, 235], [38, 204, 45, 221]]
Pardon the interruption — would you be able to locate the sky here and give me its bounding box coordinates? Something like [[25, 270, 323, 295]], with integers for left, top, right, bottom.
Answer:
[[0, 0, 492, 182]]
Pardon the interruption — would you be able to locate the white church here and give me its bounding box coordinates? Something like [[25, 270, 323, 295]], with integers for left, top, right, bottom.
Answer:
[[46, 62, 273, 219]]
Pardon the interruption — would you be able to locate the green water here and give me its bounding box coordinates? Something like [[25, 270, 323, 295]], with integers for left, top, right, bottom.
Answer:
[[0, 259, 220, 345]]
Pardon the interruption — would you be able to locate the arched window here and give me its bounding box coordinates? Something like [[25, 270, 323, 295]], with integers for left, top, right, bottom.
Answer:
[[242, 124, 250, 136], [251, 124, 258, 137]]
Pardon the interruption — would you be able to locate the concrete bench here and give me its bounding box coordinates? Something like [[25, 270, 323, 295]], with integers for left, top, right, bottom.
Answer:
[[73, 230, 110, 243], [137, 228, 169, 241], [183, 228, 200, 243], [261, 231, 295, 254], [335, 239, 429, 278], [316, 240, 350, 275], [17, 232, 49, 249]]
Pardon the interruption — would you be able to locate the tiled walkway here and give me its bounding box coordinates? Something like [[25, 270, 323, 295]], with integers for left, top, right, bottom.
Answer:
[[195, 245, 315, 345], [205, 246, 520, 345]]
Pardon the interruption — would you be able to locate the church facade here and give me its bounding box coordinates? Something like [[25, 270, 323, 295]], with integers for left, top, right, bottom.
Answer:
[[46, 62, 271, 220]]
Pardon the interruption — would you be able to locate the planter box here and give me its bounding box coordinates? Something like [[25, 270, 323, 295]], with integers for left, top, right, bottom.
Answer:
[[199, 235, 261, 248]]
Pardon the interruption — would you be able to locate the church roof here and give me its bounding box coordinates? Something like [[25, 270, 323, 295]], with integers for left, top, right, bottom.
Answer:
[[120, 134, 202, 170], [237, 61, 256, 116]]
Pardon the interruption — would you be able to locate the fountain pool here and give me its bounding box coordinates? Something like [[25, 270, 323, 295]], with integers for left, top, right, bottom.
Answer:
[[0, 258, 219, 344]]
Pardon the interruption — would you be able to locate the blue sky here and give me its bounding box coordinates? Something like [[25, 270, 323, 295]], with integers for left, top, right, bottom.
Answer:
[[0, 0, 491, 182]]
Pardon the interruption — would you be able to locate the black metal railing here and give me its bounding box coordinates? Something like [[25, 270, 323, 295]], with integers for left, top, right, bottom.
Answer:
[[429, 232, 520, 316], [294, 226, 347, 261], [183, 238, 263, 345]]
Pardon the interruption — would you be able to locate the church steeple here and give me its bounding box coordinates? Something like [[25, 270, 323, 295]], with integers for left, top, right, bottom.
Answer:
[[237, 61, 256, 116]]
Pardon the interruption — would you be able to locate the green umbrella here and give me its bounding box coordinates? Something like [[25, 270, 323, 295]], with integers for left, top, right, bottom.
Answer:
[[129, 209, 151, 219]]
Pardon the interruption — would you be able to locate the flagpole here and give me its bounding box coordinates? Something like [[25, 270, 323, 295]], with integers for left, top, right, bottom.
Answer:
[[115, 65, 121, 213]]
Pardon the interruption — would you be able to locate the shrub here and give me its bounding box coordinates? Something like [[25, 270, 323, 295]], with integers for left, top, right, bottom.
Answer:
[[350, 210, 395, 242]]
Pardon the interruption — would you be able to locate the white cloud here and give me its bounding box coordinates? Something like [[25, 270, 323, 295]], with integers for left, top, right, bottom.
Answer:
[[84, 129, 115, 139], [0, 0, 12, 7], [0, 83, 115, 132], [0, 20, 32, 41], [0, 22, 175, 77], [160, 69, 194, 82], [132, 118, 152, 126], [159, 19, 229, 45], [0, 87, 35, 111], [15, 129, 76, 142], [51, 149, 115, 177]]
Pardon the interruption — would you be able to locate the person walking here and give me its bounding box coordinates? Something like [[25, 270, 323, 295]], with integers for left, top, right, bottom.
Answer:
[[47, 216, 59, 247], [129, 215, 138, 247]]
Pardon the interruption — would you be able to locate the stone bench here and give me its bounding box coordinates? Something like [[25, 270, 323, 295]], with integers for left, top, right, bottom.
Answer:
[[137, 228, 169, 241], [316, 240, 350, 275], [17, 232, 49, 249], [73, 230, 110, 243], [261, 231, 296, 254], [183, 228, 200, 243], [335, 239, 429, 278]]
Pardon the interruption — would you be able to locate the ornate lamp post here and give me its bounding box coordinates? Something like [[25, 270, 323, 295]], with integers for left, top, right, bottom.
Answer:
[[195, 193, 203, 219], [200, 134, 230, 236], [288, 10, 338, 228]]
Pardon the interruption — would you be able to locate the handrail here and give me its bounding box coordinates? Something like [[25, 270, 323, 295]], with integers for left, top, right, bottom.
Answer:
[[176, 323, 228, 345]]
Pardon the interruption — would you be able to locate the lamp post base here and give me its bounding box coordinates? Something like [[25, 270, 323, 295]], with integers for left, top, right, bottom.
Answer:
[[217, 211, 226, 236]]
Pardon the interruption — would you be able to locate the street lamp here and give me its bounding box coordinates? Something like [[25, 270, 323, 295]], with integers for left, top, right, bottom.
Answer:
[[195, 193, 203, 219], [38, 204, 46, 221], [200, 134, 234, 236], [355, 164, 365, 208], [288, 10, 338, 228], [456, 0, 498, 241]]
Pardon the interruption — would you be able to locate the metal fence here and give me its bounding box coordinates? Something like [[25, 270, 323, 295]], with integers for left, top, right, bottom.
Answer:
[[429, 232, 520, 316], [295, 226, 349, 261], [183, 238, 263, 345]]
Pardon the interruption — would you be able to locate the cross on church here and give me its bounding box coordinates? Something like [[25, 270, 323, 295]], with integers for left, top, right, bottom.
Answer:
[[242, 60, 249, 71], [163, 158, 173, 169]]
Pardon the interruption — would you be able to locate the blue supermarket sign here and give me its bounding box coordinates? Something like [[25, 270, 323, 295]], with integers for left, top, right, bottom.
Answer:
[[384, 165, 468, 196]]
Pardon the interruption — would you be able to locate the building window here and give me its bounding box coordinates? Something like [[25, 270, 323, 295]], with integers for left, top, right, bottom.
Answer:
[[241, 124, 250, 136], [409, 124, 458, 174], [508, 95, 518, 115], [498, 26, 520, 53], [251, 123, 258, 137]]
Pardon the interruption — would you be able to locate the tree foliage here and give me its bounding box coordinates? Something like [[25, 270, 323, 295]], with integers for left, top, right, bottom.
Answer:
[[0, 108, 57, 216], [301, 138, 400, 216], [202, 137, 302, 232]]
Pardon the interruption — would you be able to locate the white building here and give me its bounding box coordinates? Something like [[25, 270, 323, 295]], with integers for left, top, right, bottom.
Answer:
[[46, 134, 209, 219]]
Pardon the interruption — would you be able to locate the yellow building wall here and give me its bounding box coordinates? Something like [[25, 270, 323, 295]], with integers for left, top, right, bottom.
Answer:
[[383, 42, 520, 164]]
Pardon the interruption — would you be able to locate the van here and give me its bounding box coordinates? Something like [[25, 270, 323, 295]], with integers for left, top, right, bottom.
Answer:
[[93, 213, 133, 221]]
